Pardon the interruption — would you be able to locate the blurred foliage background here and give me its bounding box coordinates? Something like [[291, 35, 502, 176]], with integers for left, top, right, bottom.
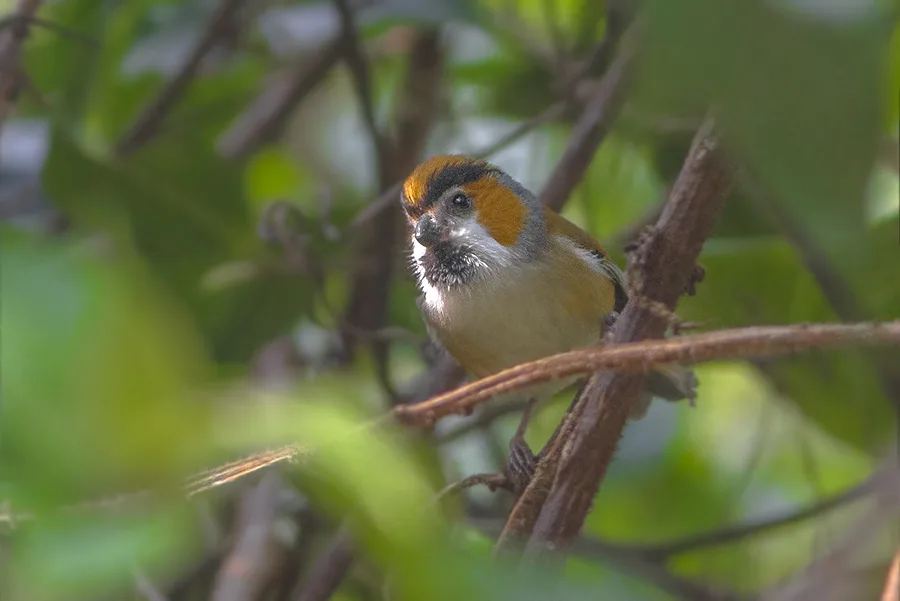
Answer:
[[1, 0, 899, 600]]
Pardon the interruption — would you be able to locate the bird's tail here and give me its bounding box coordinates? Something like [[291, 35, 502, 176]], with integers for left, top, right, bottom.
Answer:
[[629, 363, 698, 419]]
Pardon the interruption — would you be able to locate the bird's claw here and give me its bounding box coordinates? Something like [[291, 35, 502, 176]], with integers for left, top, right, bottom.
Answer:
[[505, 431, 537, 494]]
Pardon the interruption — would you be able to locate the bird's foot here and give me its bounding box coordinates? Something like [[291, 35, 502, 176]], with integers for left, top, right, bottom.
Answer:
[[503, 398, 539, 494]]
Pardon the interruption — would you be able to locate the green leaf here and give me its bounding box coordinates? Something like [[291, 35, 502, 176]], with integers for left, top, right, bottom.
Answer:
[[41, 129, 315, 362], [0, 228, 213, 506], [640, 0, 887, 268], [9, 507, 196, 601]]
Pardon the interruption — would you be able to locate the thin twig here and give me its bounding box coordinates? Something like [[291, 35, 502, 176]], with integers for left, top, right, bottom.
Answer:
[[333, 0, 388, 170], [435, 397, 535, 445], [0, 14, 99, 47], [3, 321, 899, 525], [517, 118, 734, 562], [394, 320, 900, 428], [347, 100, 568, 232], [0, 0, 43, 137], [218, 36, 344, 160], [436, 473, 510, 501], [474, 518, 737, 601], [115, 0, 247, 156], [637, 469, 883, 560]]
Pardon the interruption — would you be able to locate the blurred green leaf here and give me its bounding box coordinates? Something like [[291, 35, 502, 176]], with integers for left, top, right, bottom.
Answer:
[[886, 22, 900, 128], [10, 507, 196, 601], [21, 0, 110, 126], [640, 0, 887, 266], [0, 228, 213, 506], [41, 130, 315, 362]]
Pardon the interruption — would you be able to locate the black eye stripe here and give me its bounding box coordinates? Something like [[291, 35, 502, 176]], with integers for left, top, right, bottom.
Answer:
[[421, 163, 497, 209]]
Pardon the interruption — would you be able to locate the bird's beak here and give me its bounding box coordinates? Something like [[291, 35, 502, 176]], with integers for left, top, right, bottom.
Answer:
[[414, 214, 443, 248]]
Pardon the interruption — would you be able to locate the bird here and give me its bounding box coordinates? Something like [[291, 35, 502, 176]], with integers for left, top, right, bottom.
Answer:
[[400, 154, 696, 486]]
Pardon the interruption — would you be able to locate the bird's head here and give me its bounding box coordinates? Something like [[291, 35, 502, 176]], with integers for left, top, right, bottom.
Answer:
[[400, 155, 546, 288]]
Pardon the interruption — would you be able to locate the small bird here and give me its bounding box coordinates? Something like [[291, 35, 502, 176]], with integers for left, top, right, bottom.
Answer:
[[401, 155, 696, 482]]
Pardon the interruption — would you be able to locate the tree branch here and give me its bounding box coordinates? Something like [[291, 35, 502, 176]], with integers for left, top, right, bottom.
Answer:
[[338, 28, 443, 399], [637, 468, 884, 560], [882, 548, 900, 601], [4, 320, 899, 525], [515, 118, 734, 561], [210, 472, 282, 601], [0, 0, 43, 137], [394, 320, 900, 428], [291, 528, 354, 601], [115, 0, 247, 156], [474, 518, 738, 601], [333, 0, 388, 171], [758, 459, 900, 601], [539, 23, 639, 212], [218, 36, 344, 160]]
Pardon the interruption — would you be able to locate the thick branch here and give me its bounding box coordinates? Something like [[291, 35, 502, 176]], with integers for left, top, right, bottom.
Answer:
[[521, 118, 735, 559]]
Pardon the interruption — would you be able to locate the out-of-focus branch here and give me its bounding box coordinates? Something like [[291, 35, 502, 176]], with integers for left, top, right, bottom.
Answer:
[[743, 171, 900, 435], [0, 0, 43, 137], [883, 548, 900, 601], [115, 0, 248, 156], [210, 472, 283, 601], [759, 459, 900, 601], [539, 23, 639, 212], [347, 100, 568, 232], [338, 28, 444, 401], [291, 527, 354, 601], [505, 119, 734, 562], [218, 36, 344, 160], [473, 518, 737, 601], [347, 11, 637, 233], [637, 468, 886, 560], [333, 0, 389, 171]]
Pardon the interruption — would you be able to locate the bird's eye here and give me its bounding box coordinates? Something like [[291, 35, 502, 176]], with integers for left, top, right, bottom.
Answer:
[[450, 193, 471, 211]]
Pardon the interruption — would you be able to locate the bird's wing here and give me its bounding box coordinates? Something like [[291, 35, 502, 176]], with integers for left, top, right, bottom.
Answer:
[[543, 206, 629, 313]]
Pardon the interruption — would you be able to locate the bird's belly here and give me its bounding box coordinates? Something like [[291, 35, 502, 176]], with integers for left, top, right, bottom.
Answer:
[[426, 281, 605, 379]]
